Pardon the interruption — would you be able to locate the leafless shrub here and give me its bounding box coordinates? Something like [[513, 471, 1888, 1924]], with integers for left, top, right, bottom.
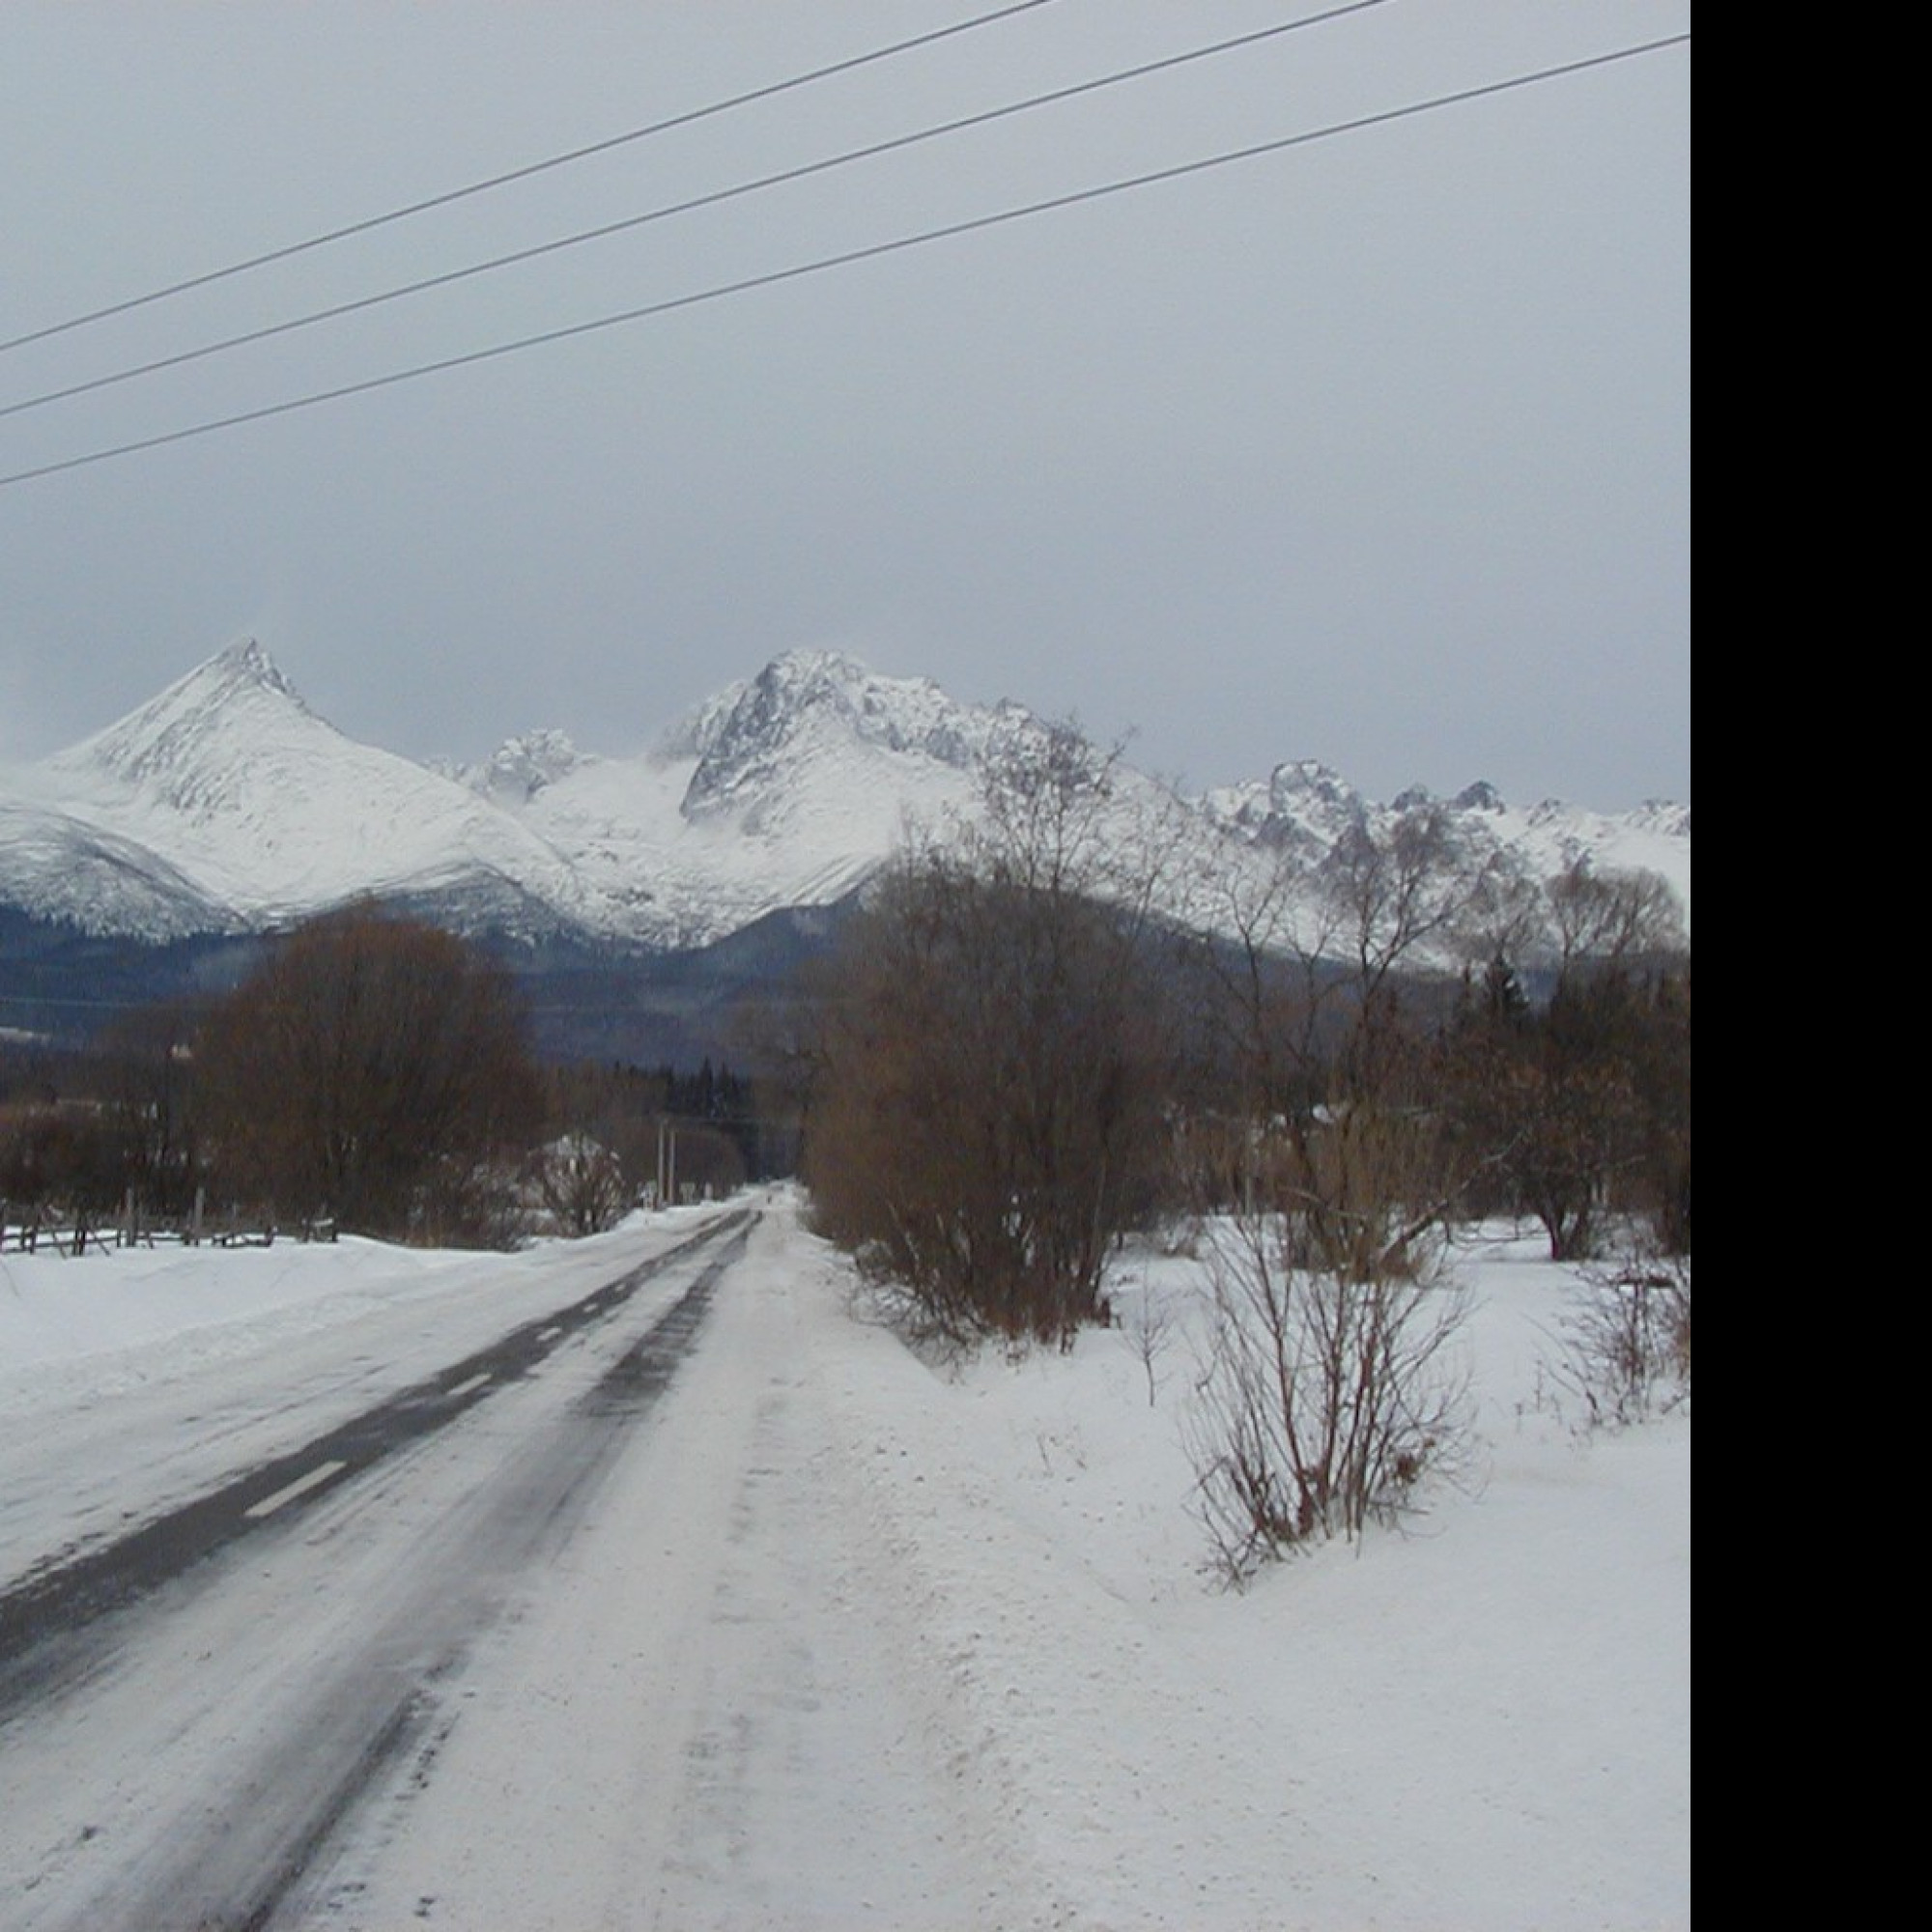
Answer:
[[1555, 1248, 1690, 1428], [528, 1131, 630, 1236], [414, 1153, 535, 1252], [1186, 1195, 1472, 1586]]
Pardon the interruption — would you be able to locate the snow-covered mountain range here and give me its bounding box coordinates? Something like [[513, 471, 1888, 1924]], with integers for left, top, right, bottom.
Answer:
[[0, 640, 1689, 954]]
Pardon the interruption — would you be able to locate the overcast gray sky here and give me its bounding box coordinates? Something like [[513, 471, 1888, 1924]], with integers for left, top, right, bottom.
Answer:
[[1, 1, 1689, 810]]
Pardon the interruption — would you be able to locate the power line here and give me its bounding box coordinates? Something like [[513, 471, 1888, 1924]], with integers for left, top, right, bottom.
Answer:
[[0, 34, 1690, 495], [0, 0, 1061, 357], [0, 2, 1398, 426]]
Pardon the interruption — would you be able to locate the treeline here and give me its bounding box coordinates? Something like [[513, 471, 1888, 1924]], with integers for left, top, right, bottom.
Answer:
[[1442, 946, 1690, 1260], [795, 731, 1690, 1350], [0, 910, 777, 1249]]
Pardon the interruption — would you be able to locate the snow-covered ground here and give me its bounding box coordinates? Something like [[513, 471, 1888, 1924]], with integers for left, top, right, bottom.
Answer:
[[0, 1195, 1688, 1930]]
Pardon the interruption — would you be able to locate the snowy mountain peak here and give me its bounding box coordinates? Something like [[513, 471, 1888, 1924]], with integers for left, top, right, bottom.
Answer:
[[678, 650, 988, 823], [1627, 800, 1690, 838], [1200, 758, 1367, 848], [218, 636, 298, 697], [0, 639, 1690, 952], [1267, 758, 1360, 809], [166, 637, 306, 719], [737, 651, 968, 754], [51, 638, 321, 803], [446, 729, 588, 804], [19, 639, 597, 940]]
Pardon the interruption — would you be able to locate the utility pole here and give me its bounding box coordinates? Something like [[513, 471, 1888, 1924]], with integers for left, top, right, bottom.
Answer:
[[656, 1119, 678, 1208]]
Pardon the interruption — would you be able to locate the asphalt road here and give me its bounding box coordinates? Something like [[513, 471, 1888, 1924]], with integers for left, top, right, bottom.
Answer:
[[0, 1210, 753, 1931]]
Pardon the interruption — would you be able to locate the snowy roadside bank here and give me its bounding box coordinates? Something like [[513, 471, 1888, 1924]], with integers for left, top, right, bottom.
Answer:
[[0, 1208, 738, 1598], [790, 1212, 1690, 1930], [0, 1207, 726, 1407]]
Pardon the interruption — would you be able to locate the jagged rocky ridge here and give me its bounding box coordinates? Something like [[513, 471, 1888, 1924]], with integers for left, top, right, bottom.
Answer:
[[0, 640, 1690, 953]]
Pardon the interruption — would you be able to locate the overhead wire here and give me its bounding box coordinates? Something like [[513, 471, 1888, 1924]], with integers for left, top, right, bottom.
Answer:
[[0, 32, 1689, 495], [0, 1, 1401, 425], [0, 0, 1063, 357]]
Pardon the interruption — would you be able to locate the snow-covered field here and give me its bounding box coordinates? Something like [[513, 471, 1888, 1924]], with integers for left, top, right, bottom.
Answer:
[[0, 1194, 1688, 1930]]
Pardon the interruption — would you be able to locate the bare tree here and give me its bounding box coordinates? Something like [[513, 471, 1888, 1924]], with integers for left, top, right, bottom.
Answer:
[[1201, 798, 1499, 1097], [804, 724, 1179, 1348], [1548, 859, 1685, 976], [95, 1000, 206, 1220], [1180, 802, 1492, 1577], [196, 910, 541, 1243], [1443, 867, 1688, 1260], [806, 850, 1171, 1346], [0, 1105, 136, 1254], [1119, 1275, 1176, 1407]]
